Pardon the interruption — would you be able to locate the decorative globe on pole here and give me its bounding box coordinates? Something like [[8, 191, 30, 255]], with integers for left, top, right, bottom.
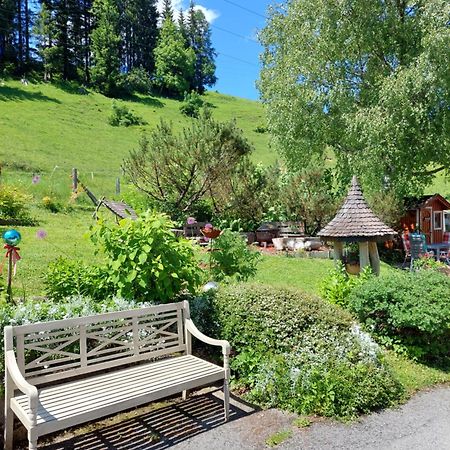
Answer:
[[2, 229, 22, 303], [318, 176, 396, 275]]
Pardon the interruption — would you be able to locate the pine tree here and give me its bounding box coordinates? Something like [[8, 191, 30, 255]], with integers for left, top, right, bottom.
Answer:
[[161, 0, 172, 21], [34, 2, 58, 80], [154, 16, 195, 97], [124, 0, 159, 73], [178, 8, 188, 44], [187, 1, 216, 93], [0, 0, 16, 70], [90, 0, 121, 95]]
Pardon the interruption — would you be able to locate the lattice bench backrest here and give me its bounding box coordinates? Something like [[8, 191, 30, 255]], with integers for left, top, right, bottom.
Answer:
[[8, 302, 186, 385]]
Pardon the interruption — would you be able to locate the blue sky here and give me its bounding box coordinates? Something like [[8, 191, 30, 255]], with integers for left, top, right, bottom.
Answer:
[[158, 0, 272, 100]]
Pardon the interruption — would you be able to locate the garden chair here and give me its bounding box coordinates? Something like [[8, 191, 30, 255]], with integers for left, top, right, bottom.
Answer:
[[409, 233, 433, 270], [438, 232, 450, 262], [401, 232, 411, 268]]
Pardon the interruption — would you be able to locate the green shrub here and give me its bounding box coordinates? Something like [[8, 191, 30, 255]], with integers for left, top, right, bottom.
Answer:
[[44, 257, 113, 301], [179, 91, 204, 118], [108, 102, 146, 127], [41, 195, 61, 213], [90, 211, 202, 302], [0, 184, 34, 225], [320, 261, 373, 307], [45, 212, 202, 302], [210, 230, 260, 282], [348, 270, 450, 364], [201, 283, 404, 419], [122, 67, 152, 94], [254, 124, 267, 133]]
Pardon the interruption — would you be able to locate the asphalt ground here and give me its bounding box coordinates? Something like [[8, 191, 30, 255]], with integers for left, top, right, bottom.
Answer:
[[38, 385, 450, 450]]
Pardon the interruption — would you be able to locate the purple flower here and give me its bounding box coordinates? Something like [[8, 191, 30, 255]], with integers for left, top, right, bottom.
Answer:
[[204, 223, 213, 230], [32, 174, 41, 185], [187, 217, 197, 225], [36, 229, 47, 239]]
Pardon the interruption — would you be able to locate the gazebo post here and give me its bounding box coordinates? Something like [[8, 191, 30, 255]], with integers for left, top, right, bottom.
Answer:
[[333, 241, 344, 264], [359, 242, 370, 270], [368, 242, 380, 276]]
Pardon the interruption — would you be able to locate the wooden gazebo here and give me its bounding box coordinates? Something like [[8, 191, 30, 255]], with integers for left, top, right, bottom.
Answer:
[[318, 176, 396, 275]]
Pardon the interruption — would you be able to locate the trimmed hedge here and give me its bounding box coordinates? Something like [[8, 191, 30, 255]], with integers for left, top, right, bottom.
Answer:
[[195, 284, 404, 419], [348, 269, 450, 364]]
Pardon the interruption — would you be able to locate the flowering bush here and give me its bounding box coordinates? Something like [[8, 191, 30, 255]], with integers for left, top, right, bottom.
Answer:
[[201, 283, 404, 419], [0, 184, 35, 225]]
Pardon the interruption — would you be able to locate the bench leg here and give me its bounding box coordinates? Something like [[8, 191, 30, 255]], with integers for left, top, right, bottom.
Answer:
[[28, 430, 38, 450], [223, 380, 230, 422], [4, 373, 14, 450], [4, 404, 13, 450], [182, 389, 188, 401]]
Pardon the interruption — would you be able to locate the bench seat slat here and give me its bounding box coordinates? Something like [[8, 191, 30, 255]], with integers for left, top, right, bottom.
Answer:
[[11, 355, 224, 431], [17, 356, 208, 406]]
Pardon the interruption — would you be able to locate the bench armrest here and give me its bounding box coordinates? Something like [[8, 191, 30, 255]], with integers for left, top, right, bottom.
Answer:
[[185, 319, 230, 356], [5, 351, 38, 399]]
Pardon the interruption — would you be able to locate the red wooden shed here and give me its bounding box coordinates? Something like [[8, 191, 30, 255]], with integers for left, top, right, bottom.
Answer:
[[400, 194, 450, 244]]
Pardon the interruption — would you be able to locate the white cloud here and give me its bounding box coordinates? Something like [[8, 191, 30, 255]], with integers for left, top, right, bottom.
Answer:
[[156, 1, 219, 23], [194, 5, 219, 23]]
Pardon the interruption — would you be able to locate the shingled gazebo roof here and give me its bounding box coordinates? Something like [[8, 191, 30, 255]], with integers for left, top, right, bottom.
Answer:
[[318, 176, 396, 242]]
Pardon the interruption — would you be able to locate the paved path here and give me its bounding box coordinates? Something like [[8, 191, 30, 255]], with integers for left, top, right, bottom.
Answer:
[[41, 385, 450, 450]]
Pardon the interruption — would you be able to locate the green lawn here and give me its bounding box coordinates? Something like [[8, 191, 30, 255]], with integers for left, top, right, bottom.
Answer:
[[3, 207, 98, 297], [253, 255, 333, 295]]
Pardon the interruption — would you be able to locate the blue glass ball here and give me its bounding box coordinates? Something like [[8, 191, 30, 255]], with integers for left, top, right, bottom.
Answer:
[[2, 229, 21, 246]]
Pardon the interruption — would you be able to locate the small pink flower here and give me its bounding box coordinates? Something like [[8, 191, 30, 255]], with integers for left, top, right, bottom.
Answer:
[[32, 174, 41, 185], [204, 223, 213, 230], [36, 229, 47, 239], [187, 217, 197, 225]]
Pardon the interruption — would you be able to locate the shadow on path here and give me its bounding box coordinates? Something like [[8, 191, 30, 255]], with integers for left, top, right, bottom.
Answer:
[[41, 391, 254, 450]]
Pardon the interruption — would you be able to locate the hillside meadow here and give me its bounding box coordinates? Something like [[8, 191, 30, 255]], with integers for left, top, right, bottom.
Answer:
[[0, 80, 273, 202]]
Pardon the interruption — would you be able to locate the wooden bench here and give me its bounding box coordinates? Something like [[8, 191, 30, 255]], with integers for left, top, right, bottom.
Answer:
[[4, 301, 230, 450]]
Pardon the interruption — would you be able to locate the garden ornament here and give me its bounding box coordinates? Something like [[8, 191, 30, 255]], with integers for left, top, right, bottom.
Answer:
[[2, 229, 22, 303]]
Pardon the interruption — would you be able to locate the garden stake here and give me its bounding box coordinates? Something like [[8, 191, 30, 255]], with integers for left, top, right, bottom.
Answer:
[[2, 229, 22, 304]]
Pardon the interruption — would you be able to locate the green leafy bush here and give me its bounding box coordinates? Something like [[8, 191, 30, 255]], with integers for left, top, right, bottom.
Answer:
[[90, 211, 202, 302], [320, 261, 373, 307], [44, 258, 113, 301], [0, 184, 34, 225], [210, 230, 260, 282], [41, 195, 61, 213], [122, 67, 152, 94], [45, 212, 202, 302], [348, 270, 450, 364], [200, 284, 404, 419], [108, 102, 146, 127], [179, 91, 204, 117]]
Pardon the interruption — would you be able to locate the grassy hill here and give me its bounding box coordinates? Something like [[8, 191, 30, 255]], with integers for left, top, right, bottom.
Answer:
[[0, 80, 273, 201]]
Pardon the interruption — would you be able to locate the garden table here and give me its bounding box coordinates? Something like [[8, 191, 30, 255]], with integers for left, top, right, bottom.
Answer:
[[426, 243, 450, 260]]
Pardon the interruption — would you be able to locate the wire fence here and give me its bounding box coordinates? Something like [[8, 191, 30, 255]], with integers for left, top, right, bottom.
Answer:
[[0, 166, 126, 204]]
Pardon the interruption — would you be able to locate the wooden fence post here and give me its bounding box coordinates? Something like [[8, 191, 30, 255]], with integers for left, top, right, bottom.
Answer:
[[72, 168, 78, 192]]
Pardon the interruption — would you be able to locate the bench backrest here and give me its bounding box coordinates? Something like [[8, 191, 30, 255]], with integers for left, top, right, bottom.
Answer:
[[5, 302, 187, 386]]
